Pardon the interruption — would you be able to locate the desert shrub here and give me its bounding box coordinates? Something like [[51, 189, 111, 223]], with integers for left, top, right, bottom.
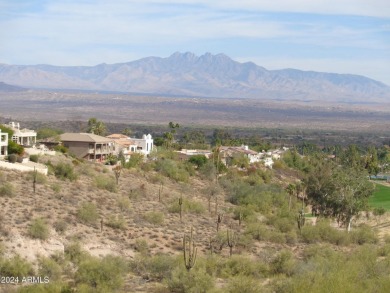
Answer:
[[76, 255, 128, 292], [95, 175, 117, 192], [130, 254, 177, 281], [53, 220, 67, 234], [106, 215, 127, 230], [154, 159, 190, 182], [268, 231, 287, 244], [300, 224, 321, 243], [117, 196, 131, 212], [54, 145, 68, 153], [27, 170, 47, 184], [29, 154, 39, 163], [226, 275, 263, 293], [8, 153, 17, 163], [143, 211, 164, 225], [188, 155, 208, 168], [350, 224, 378, 245], [0, 182, 15, 197], [0, 255, 34, 278], [221, 255, 266, 278], [65, 242, 88, 264], [125, 153, 144, 168], [245, 222, 270, 241], [270, 250, 295, 276], [272, 159, 286, 169], [168, 198, 205, 214], [105, 154, 118, 165], [8, 141, 24, 155], [267, 216, 295, 233], [54, 162, 77, 181], [301, 220, 352, 246], [77, 202, 99, 225], [78, 164, 95, 176], [38, 256, 62, 281], [51, 183, 61, 193], [166, 267, 214, 293], [17, 282, 72, 293], [134, 238, 149, 255], [198, 160, 217, 180], [28, 218, 49, 240]]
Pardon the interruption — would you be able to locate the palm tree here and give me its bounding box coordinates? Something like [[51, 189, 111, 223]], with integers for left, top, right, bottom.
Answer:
[[286, 183, 296, 211]]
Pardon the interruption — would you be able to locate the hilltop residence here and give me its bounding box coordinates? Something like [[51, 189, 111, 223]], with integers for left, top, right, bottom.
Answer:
[[60, 133, 114, 162], [6, 122, 37, 146], [220, 145, 260, 165], [0, 129, 8, 157], [132, 134, 154, 156], [107, 134, 154, 158], [175, 149, 213, 160]]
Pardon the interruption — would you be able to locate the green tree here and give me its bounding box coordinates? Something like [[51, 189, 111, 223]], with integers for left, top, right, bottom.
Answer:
[[306, 162, 374, 231], [188, 155, 208, 168], [365, 146, 379, 176], [163, 122, 180, 148], [87, 118, 106, 136]]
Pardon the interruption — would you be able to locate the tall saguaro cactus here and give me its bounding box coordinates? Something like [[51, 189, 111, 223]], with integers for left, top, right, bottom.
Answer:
[[179, 195, 183, 222], [297, 209, 305, 233], [227, 229, 236, 257], [183, 227, 197, 272], [158, 183, 164, 202], [32, 167, 37, 194], [216, 213, 223, 232]]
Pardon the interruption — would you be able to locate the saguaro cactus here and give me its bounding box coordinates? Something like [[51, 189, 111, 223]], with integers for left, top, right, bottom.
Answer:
[[183, 227, 197, 271], [32, 167, 37, 194], [297, 209, 305, 232], [216, 213, 223, 232], [179, 195, 183, 222], [227, 229, 236, 257], [158, 183, 164, 202]]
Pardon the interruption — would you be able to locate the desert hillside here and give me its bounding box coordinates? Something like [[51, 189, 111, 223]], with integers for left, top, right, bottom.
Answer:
[[0, 150, 390, 293]]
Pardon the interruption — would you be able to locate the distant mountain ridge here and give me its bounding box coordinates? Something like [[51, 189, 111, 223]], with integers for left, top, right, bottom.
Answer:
[[0, 81, 26, 92], [0, 52, 389, 102]]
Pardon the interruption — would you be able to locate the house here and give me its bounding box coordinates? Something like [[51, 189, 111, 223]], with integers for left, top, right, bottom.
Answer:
[[175, 149, 213, 161], [0, 129, 8, 157], [132, 134, 154, 156], [219, 145, 260, 165], [60, 133, 114, 162], [106, 133, 154, 158], [6, 122, 37, 146], [106, 134, 137, 163], [263, 157, 274, 168]]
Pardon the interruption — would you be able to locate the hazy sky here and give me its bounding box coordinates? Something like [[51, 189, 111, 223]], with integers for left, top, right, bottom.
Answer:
[[1, 0, 389, 84]]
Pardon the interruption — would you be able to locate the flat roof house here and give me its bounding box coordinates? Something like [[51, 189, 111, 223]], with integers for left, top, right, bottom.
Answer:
[[60, 133, 114, 162], [6, 122, 37, 146]]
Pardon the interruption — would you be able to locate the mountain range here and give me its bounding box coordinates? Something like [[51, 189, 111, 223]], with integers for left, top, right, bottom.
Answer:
[[0, 52, 389, 102]]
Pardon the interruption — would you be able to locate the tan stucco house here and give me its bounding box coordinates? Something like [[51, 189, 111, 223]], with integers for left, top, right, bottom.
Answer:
[[60, 133, 114, 162]]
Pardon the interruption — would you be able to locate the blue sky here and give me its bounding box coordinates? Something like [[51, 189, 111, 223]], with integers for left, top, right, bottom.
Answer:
[[1, 0, 389, 84]]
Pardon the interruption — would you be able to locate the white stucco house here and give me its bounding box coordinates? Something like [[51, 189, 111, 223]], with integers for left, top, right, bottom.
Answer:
[[0, 129, 8, 158], [133, 134, 154, 156], [6, 122, 37, 146], [106, 133, 154, 161]]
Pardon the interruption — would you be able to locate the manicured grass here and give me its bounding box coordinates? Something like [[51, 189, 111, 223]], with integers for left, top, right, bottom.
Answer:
[[369, 183, 390, 210]]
